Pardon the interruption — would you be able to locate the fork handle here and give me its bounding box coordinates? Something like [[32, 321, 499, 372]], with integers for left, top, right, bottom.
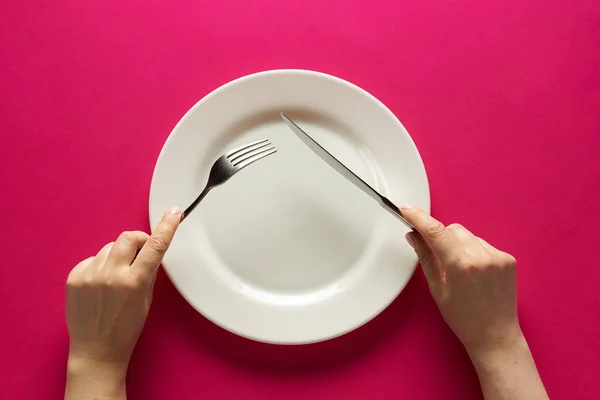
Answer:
[[181, 186, 211, 222]]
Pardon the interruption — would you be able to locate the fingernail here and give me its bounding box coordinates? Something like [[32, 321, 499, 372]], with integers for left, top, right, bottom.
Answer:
[[400, 204, 413, 210], [169, 207, 181, 215], [405, 232, 416, 249]]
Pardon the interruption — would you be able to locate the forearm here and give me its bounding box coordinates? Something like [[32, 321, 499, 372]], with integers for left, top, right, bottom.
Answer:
[[468, 334, 548, 400], [65, 356, 127, 400]]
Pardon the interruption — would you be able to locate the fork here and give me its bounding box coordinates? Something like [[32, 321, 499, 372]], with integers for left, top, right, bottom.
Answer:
[[181, 139, 277, 221]]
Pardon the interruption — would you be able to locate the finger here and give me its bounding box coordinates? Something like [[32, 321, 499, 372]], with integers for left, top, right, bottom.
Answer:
[[399, 206, 455, 259], [94, 242, 114, 269], [67, 256, 94, 281], [95, 241, 114, 265], [132, 207, 181, 281], [406, 232, 442, 287], [83, 242, 114, 273], [76, 256, 94, 270], [107, 231, 150, 267]]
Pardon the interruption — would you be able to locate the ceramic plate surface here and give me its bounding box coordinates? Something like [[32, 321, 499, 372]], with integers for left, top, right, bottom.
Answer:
[[149, 70, 430, 344]]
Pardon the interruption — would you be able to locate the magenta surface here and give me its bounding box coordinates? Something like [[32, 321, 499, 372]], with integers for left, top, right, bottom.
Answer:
[[1, 1, 599, 399]]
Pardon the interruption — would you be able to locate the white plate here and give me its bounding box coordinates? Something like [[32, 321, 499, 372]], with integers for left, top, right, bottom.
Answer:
[[149, 70, 430, 344]]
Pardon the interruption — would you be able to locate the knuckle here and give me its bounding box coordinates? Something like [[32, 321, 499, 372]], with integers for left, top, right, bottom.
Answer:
[[80, 274, 96, 288], [410, 208, 429, 222], [424, 220, 446, 237], [132, 230, 150, 241], [457, 258, 476, 271], [66, 258, 93, 287], [117, 231, 132, 242], [104, 276, 121, 289], [126, 273, 148, 291], [504, 252, 516, 263], [406, 207, 425, 221], [148, 235, 170, 253], [501, 253, 517, 268], [66, 272, 82, 288], [161, 218, 177, 230], [485, 252, 516, 270], [452, 253, 476, 271], [447, 223, 464, 232]]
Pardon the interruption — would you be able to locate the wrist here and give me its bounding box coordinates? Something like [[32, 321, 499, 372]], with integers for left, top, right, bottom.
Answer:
[[465, 331, 548, 399], [466, 331, 530, 369], [66, 355, 127, 400]]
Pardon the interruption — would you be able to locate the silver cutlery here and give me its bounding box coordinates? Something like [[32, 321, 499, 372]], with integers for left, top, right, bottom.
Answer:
[[281, 113, 414, 230], [181, 139, 277, 221]]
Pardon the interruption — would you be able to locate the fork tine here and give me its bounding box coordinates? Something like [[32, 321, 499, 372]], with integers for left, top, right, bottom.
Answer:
[[229, 141, 272, 164], [234, 147, 277, 169], [232, 145, 275, 166], [226, 139, 269, 159]]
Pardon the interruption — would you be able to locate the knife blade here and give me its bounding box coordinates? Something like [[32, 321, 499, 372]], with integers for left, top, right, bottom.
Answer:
[[281, 113, 414, 230]]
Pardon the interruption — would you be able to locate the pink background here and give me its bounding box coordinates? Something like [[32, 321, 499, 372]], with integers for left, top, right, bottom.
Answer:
[[1, 1, 599, 399]]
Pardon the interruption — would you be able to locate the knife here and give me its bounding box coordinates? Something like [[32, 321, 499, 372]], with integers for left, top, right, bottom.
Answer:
[[281, 113, 414, 230]]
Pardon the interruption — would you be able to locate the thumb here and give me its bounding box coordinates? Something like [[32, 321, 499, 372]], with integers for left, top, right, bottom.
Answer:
[[405, 232, 441, 288], [132, 207, 182, 282]]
